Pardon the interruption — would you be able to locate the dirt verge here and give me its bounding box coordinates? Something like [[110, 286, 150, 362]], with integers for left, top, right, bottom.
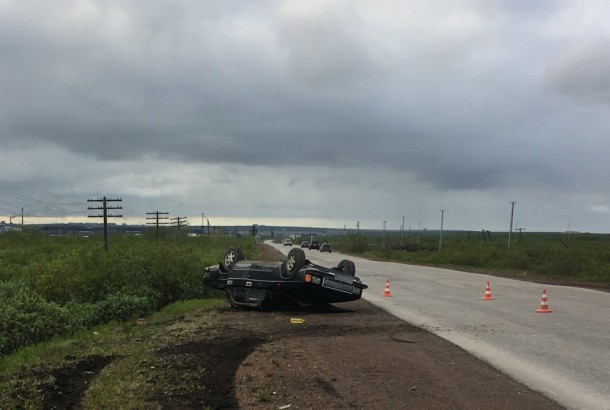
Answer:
[[226, 298, 563, 409], [1, 245, 565, 409], [193, 245, 563, 409]]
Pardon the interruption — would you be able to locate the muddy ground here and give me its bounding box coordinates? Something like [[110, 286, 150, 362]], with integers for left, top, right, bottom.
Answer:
[[191, 245, 563, 409], [214, 298, 564, 409], [6, 245, 567, 409]]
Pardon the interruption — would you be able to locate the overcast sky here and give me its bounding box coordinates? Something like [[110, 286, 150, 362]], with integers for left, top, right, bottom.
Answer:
[[1, 0, 610, 233]]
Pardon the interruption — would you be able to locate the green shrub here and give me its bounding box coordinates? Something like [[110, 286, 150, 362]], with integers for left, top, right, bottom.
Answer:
[[21, 251, 89, 304], [89, 292, 156, 324], [344, 234, 368, 254], [505, 250, 530, 271], [0, 233, 240, 357], [0, 285, 72, 357]]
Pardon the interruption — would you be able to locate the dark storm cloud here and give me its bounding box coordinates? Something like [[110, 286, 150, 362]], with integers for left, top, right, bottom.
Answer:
[[2, 0, 610, 231], [0, 1, 523, 174], [544, 42, 610, 106]]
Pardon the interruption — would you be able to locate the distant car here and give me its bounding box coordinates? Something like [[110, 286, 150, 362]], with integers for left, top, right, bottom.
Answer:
[[203, 247, 368, 309], [300, 241, 309, 248], [283, 239, 293, 246], [309, 240, 320, 250], [320, 243, 332, 253]]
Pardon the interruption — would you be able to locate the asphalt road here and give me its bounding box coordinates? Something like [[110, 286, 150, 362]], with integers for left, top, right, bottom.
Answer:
[[269, 242, 610, 410]]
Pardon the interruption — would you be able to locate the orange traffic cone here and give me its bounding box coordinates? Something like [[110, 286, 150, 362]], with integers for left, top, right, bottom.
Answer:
[[536, 289, 552, 313], [382, 280, 393, 297], [482, 280, 494, 301]]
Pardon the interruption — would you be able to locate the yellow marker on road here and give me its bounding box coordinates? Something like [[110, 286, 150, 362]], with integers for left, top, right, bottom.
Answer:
[[290, 318, 304, 324]]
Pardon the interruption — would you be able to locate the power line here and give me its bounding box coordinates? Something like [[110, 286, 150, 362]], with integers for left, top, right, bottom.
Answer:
[[171, 216, 188, 238], [0, 166, 83, 219], [88, 197, 123, 251], [146, 211, 170, 240], [0, 166, 81, 206]]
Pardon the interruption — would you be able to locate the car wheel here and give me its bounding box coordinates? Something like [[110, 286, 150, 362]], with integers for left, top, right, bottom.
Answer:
[[282, 248, 306, 279], [337, 259, 356, 276], [220, 246, 244, 273]]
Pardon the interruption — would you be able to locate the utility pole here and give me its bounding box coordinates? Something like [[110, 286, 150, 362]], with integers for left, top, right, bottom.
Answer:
[[516, 227, 526, 243], [439, 209, 445, 251], [382, 220, 387, 248], [146, 211, 170, 240], [401, 216, 405, 246], [171, 216, 188, 239], [508, 201, 516, 252], [251, 224, 258, 251], [87, 197, 123, 251]]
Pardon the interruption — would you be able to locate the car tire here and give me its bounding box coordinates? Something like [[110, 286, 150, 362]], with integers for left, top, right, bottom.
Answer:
[[220, 246, 244, 273], [281, 248, 306, 279], [337, 259, 356, 276]]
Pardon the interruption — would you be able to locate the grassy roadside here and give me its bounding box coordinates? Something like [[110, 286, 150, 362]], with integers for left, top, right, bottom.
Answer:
[[3, 232, 607, 408], [0, 237, 269, 409], [290, 232, 610, 286], [0, 298, 226, 409]]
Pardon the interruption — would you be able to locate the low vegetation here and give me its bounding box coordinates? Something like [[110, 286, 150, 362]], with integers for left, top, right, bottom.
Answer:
[[0, 297, 228, 408], [0, 228, 608, 407], [297, 231, 610, 285], [3, 228, 608, 363], [0, 230, 256, 359]]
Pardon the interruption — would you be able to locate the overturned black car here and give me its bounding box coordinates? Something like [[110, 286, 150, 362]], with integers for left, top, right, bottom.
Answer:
[[203, 247, 368, 309]]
